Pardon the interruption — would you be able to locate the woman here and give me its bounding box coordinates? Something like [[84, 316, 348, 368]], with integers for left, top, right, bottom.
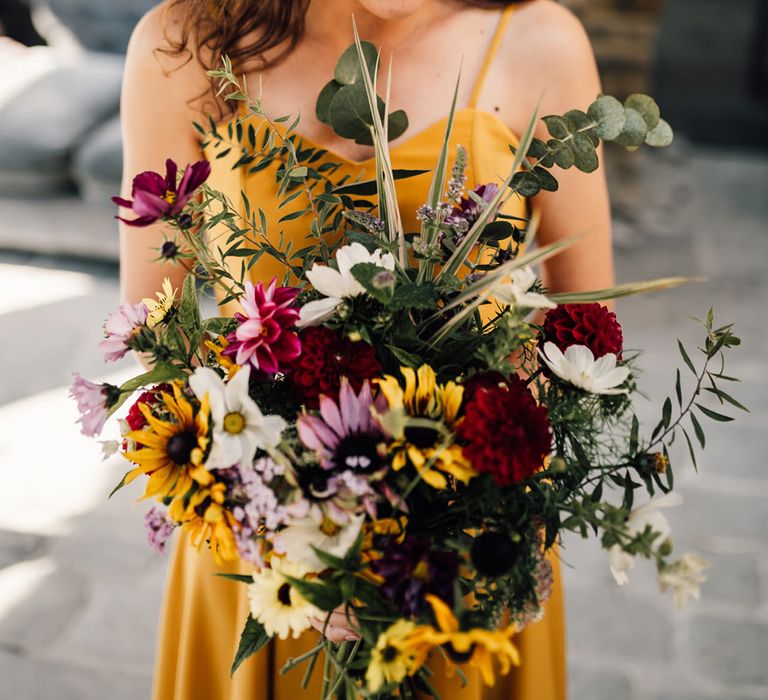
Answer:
[[119, 1, 613, 698]]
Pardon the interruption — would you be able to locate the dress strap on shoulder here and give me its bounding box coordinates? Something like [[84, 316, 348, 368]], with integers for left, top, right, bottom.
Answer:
[[468, 5, 515, 108]]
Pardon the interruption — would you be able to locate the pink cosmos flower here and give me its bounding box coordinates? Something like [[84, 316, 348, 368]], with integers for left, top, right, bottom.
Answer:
[[112, 158, 211, 227], [223, 279, 301, 375], [100, 302, 148, 362], [70, 373, 117, 437]]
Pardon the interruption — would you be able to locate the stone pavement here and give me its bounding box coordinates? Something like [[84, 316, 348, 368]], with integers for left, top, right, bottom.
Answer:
[[0, 141, 766, 699]]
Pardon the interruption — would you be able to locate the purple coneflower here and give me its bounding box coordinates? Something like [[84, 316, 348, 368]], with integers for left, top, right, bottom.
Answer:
[[70, 374, 119, 437], [113, 158, 211, 227], [445, 183, 500, 228], [298, 379, 385, 473], [100, 302, 148, 362], [223, 279, 302, 375]]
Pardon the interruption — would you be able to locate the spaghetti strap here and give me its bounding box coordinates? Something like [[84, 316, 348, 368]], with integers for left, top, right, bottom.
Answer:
[[468, 6, 516, 108]]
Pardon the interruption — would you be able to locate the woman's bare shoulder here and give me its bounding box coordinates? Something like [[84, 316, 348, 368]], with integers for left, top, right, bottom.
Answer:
[[124, 1, 212, 118], [499, 1, 601, 117]]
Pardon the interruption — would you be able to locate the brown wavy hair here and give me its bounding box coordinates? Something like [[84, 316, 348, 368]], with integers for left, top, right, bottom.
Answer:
[[164, 1, 521, 76]]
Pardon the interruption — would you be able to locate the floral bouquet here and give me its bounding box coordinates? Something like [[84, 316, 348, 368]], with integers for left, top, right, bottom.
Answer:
[[72, 35, 745, 698]]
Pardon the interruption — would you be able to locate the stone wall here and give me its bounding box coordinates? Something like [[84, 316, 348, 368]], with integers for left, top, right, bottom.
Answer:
[[564, 0, 665, 98]]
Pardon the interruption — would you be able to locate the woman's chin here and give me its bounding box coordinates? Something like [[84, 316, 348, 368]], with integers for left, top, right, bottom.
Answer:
[[356, 0, 431, 20]]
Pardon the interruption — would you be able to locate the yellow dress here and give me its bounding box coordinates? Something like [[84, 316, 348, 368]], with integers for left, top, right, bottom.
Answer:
[[153, 8, 566, 699]]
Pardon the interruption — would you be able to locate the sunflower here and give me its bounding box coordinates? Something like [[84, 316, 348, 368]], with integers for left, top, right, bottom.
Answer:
[[168, 481, 239, 564], [142, 277, 177, 329], [409, 594, 520, 687], [204, 334, 240, 379], [247, 560, 320, 640], [123, 383, 211, 500], [376, 365, 476, 489], [366, 619, 427, 693]]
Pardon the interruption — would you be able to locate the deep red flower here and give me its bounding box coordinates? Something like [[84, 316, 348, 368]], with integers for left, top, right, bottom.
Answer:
[[125, 386, 169, 432], [542, 303, 623, 359], [458, 376, 551, 486], [113, 158, 211, 227], [462, 371, 509, 404], [223, 279, 301, 375], [291, 327, 382, 409]]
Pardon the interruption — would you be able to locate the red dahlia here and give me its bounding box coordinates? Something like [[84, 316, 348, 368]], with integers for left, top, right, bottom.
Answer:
[[458, 376, 551, 486], [125, 386, 167, 431], [542, 303, 623, 359], [291, 327, 382, 409]]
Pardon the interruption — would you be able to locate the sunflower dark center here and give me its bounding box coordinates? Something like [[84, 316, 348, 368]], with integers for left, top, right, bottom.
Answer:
[[277, 583, 292, 606], [443, 642, 476, 664], [334, 432, 381, 472], [404, 425, 440, 449], [381, 645, 399, 663], [167, 430, 197, 465]]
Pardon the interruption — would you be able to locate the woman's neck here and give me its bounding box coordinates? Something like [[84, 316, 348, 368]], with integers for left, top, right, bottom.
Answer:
[[304, 0, 455, 56]]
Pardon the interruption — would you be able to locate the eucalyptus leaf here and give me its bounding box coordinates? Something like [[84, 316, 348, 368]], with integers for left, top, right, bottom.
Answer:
[[550, 140, 575, 169], [571, 132, 599, 173], [615, 108, 648, 149], [543, 115, 570, 140], [624, 93, 660, 130], [334, 41, 378, 85], [587, 95, 626, 141], [316, 81, 340, 123], [645, 118, 674, 147]]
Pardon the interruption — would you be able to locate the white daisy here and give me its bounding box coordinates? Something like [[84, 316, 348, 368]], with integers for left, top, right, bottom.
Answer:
[[495, 266, 556, 310], [538, 342, 630, 395], [658, 552, 709, 608], [189, 366, 286, 468], [298, 242, 395, 327], [272, 511, 365, 572], [609, 492, 683, 585], [247, 560, 320, 640]]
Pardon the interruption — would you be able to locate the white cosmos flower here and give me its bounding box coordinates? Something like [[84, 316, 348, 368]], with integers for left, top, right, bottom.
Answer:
[[609, 492, 683, 585], [189, 366, 286, 468], [495, 266, 556, 310], [272, 511, 365, 572], [658, 552, 709, 608], [298, 242, 396, 327], [539, 342, 630, 395]]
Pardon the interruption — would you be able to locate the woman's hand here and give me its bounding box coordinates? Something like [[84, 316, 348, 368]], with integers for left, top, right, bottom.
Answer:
[[310, 607, 360, 643]]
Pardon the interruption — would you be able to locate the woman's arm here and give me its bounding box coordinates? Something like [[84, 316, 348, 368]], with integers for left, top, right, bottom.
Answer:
[[118, 4, 210, 307], [500, 1, 614, 296]]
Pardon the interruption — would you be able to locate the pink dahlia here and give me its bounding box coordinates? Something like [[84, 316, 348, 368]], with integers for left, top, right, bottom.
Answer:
[[100, 302, 148, 362], [70, 374, 119, 437], [112, 158, 211, 227], [223, 278, 301, 375]]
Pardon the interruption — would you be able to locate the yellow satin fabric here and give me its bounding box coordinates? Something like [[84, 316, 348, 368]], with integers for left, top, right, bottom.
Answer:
[[153, 8, 566, 698]]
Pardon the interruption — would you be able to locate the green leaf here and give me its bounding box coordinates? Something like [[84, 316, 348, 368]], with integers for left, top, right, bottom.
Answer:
[[690, 412, 706, 448], [284, 576, 343, 612], [510, 170, 542, 197], [675, 369, 683, 408], [480, 221, 515, 241], [550, 140, 575, 169], [703, 386, 749, 412], [391, 283, 438, 311], [334, 41, 378, 85], [543, 115, 570, 139], [333, 169, 429, 196], [533, 166, 559, 192], [645, 119, 674, 147], [316, 81, 340, 123], [615, 108, 648, 149], [387, 109, 409, 141], [696, 404, 734, 422], [177, 273, 202, 336], [662, 397, 672, 428], [625, 94, 660, 130], [231, 616, 271, 676], [349, 262, 394, 304], [682, 427, 698, 471], [571, 133, 599, 173], [107, 363, 186, 419], [386, 344, 423, 368], [587, 95, 626, 140], [629, 414, 639, 454], [216, 573, 255, 584], [677, 340, 697, 375]]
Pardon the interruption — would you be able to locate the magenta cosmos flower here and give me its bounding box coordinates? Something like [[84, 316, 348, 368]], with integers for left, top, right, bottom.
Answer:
[[298, 379, 385, 473], [70, 374, 119, 437], [100, 302, 148, 362], [112, 158, 211, 227], [223, 279, 301, 375]]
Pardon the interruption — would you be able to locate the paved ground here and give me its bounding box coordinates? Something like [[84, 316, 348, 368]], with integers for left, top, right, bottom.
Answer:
[[0, 141, 765, 699]]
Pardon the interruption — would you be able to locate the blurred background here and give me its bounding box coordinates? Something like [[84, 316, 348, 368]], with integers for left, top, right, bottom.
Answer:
[[0, 1, 766, 698]]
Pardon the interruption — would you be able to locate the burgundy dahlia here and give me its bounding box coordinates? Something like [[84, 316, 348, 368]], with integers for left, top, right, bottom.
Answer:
[[113, 158, 211, 227], [458, 376, 551, 487], [371, 536, 459, 616], [291, 327, 382, 409], [223, 279, 302, 375], [542, 303, 623, 359]]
